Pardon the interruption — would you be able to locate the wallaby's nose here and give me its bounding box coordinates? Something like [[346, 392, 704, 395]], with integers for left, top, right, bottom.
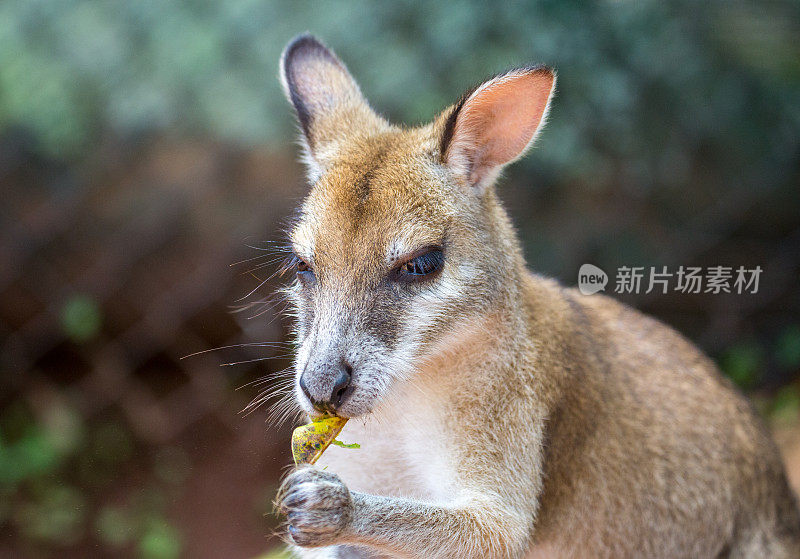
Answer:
[[299, 361, 353, 413], [331, 365, 352, 408]]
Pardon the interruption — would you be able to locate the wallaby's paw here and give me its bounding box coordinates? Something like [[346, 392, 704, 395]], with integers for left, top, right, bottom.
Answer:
[[277, 466, 353, 547]]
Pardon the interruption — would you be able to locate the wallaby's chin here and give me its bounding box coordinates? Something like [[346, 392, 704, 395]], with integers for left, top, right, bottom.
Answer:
[[335, 387, 383, 419]]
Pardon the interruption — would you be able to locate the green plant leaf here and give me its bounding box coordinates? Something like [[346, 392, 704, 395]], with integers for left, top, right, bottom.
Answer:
[[331, 440, 360, 449]]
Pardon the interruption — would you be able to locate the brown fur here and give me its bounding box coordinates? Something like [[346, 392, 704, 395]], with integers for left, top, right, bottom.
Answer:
[[275, 34, 800, 558]]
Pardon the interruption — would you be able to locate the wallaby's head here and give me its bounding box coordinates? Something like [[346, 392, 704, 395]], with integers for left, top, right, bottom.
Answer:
[[279, 34, 555, 418]]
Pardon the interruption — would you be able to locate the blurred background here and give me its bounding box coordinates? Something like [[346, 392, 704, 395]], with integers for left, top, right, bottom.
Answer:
[[1, 1, 799, 557]]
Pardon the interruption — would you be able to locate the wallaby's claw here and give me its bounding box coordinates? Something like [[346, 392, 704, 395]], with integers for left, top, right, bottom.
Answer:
[[278, 466, 353, 547]]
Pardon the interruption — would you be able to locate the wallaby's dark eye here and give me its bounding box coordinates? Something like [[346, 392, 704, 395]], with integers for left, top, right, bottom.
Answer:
[[394, 248, 444, 283], [295, 258, 311, 273], [283, 254, 314, 283]]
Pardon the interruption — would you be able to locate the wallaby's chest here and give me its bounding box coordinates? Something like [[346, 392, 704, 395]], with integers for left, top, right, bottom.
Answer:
[[315, 400, 457, 503]]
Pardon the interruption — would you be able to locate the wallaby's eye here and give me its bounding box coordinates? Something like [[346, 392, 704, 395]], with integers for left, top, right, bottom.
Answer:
[[394, 248, 444, 283], [295, 257, 311, 273], [283, 254, 314, 283]]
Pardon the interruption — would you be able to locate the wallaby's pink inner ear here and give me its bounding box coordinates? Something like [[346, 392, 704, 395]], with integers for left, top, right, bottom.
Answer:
[[443, 67, 556, 190]]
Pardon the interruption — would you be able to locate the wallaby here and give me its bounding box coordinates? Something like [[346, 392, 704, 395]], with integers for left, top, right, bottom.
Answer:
[[273, 34, 800, 558]]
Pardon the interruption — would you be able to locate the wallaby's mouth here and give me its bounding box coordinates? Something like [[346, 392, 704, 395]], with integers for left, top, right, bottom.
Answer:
[[297, 372, 380, 420], [307, 410, 347, 422]]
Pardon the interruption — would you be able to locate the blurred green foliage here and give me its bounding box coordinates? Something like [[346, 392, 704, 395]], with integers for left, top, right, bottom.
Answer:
[[2, 0, 798, 188], [721, 324, 800, 390], [721, 341, 765, 389], [0, 400, 183, 555], [770, 384, 800, 426], [61, 294, 103, 343], [777, 325, 800, 371], [139, 519, 182, 559], [0, 400, 76, 486], [3, 0, 799, 300]]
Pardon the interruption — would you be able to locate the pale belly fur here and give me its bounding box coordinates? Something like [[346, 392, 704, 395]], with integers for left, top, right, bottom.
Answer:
[[310, 385, 573, 559]]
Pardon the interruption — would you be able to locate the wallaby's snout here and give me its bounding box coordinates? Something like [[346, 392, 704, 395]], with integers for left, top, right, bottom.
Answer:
[[299, 358, 353, 415], [292, 287, 398, 419]]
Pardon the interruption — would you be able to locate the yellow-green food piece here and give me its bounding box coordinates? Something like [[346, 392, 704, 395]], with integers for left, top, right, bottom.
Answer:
[[291, 416, 349, 465], [331, 440, 360, 449]]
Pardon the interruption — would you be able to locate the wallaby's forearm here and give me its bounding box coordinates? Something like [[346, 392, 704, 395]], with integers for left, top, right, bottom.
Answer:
[[344, 492, 530, 559], [278, 465, 533, 559]]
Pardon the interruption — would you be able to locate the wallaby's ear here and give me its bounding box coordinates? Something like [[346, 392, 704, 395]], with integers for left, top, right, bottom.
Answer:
[[440, 66, 556, 192], [280, 34, 386, 179]]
